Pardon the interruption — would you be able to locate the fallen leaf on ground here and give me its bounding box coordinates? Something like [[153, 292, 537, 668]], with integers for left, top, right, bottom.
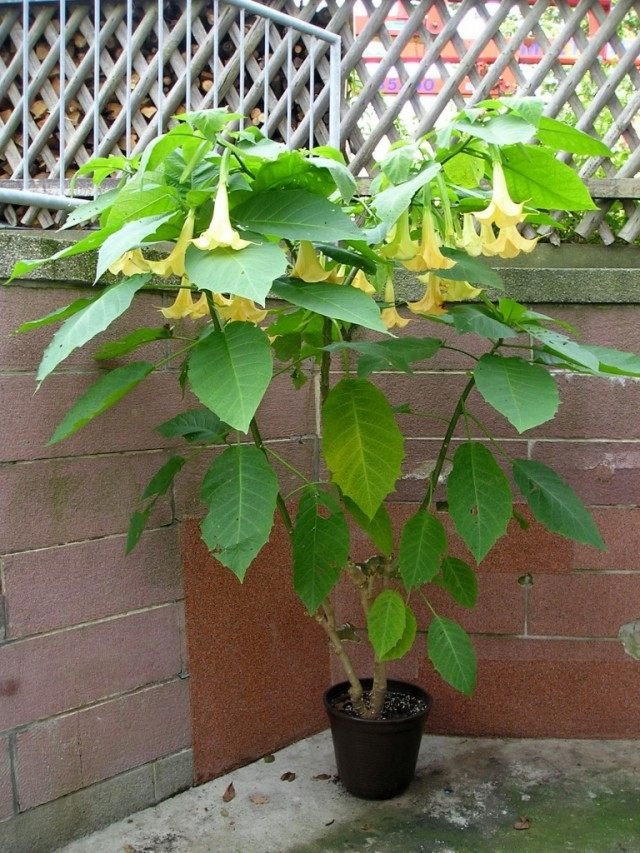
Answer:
[[122, 846, 137, 853], [250, 794, 269, 805], [222, 782, 236, 803], [513, 816, 531, 830], [280, 771, 296, 782], [313, 773, 331, 781], [263, 754, 275, 763]]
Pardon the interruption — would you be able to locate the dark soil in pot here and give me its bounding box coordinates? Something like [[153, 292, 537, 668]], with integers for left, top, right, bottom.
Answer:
[[324, 679, 433, 800]]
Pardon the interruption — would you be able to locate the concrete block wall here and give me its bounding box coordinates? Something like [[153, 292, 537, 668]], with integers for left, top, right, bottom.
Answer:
[[1, 234, 640, 844]]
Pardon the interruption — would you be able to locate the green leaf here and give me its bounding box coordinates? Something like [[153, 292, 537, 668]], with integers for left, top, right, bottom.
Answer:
[[271, 280, 388, 334], [380, 605, 417, 662], [96, 213, 175, 280], [581, 344, 640, 378], [443, 152, 485, 189], [448, 443, 512, 562], [185, 241, 288, 305], [367, 163, 441, 241], [233, 189, 363, 241], [474, 354, 559, 433], [342, 495, 393, 557], [37, 275, 151, 383], [49, 361, 154, 444], [15, 296, 95, 333], [439, 248, 505, 290], [178, 107, 241, 139], [327, 337, 442, 377], [512, 459, 605, 549], [447, 305, 518, 339], [428, 616, 477, 696], [307, 155, 358, 200], [526, 326, 601, 372], [126, 508, 151, 555], [379, 143, 419, 184], [497, 96, 544, 126], [61, 189, 120, 229], [293, 488, 350, 613], [9, 226, 119, 281], [440, 557, 478, 608], [188, 322, 272, 433], [141, 455, 187, 500], [105, 185, 181, 229], [537, 117, 612, 157], [314, 243, 377, 275], [156, 409, 229, 444], [94, 327, 172, 360], [501, 144, 598, 211], [323, 378, 404, 518], [367, 589, 407, 660], [399, 510, 447, 591], [454, 114, 535, 145], [253, 151, 336, 197], [200, 445, 279, 579]]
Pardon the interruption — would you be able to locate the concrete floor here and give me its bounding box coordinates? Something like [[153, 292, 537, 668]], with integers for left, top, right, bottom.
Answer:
[[60, 732, 640, 853]]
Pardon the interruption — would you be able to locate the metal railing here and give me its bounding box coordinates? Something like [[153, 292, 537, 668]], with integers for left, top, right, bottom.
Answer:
[[0, 0, 342, 223]]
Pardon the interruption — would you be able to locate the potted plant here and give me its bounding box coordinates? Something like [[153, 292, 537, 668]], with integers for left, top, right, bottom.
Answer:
[[9, 102, 640, 800]]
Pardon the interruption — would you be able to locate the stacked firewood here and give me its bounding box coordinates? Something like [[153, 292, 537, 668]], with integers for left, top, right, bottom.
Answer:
[[0, 2, 331, 225]]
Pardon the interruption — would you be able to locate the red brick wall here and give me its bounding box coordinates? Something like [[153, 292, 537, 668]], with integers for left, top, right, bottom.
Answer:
[[2, 269, 640, 813]]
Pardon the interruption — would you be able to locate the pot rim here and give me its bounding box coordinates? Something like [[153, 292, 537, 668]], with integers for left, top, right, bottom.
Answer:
[[324, 678, 433, 725]]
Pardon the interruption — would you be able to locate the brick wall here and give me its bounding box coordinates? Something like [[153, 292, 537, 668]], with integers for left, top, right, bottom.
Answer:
[[1, 236, 640, 844]]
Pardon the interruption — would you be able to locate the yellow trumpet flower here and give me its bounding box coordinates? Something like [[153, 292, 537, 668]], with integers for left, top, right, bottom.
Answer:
[[351, 269, 376, 295], [217, 295, 268, 324], [147, 212, 195, 278], [290, 241, 331, 282], [481, 223, 539, 259], [381, 275, 410, 329], [161, 279, 197, 320], [379, 210, 419, 262], [475, 162, 524, 229], [402, 210, 456, 273], [192, 181, 251, 252], [190, 292, 211, 320], [108, 249, 151, 277], [455, 214, 484, 257], [409, 272, 481, 317]]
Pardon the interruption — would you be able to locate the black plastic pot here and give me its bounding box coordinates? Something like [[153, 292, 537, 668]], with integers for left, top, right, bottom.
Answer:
[[324, 679, 433, 800]]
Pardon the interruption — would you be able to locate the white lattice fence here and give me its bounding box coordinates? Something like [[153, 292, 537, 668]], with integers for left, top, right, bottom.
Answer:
[[1, 0, 640, 241]]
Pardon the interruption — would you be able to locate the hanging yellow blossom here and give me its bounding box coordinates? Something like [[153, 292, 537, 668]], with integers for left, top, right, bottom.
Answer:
[[351, 269, 376, 295], [190, 292, 211, 320], [455, 213, 484, 257], [147, 212, 195, 277], [402, 210, 456, 273], [379, 210, 419, 262], [409, 272, 481, 316], [381, 275, 410, 329], [290, 241, 331, 282], [161, 279, 197, 320], [480, 223, 538, 259], [192, 180, 251, 252], [475, 161, 524, 229], [217, 295, 268, 324], [108, 249, 151, 277]]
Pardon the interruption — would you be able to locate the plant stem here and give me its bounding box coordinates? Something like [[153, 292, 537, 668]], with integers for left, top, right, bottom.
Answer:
[[316, 601, 366, 715], [320, 317, 332, 407], [264, 445, 312, 484]]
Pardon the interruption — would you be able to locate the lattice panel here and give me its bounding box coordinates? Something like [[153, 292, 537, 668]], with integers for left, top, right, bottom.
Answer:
[[1, 0, 640, 241]]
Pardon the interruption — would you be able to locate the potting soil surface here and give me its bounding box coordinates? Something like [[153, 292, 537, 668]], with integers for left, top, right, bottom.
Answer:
[[60, 732, 640, 853]]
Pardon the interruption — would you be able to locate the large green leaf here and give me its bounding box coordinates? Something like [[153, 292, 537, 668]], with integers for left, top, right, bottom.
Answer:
[[439, 248, 505, 290], [185, 241, 288, 305], [537, 117, 611, 157], [367, 589, 407, 660], [342, 494, 393, 557], [399, 510, 447, 591], [156, 409, 229, 444], [49, 361, 154, 444], [293, 488, 349, 613], [141, 455, 187, 500], [380, 605, 417, 662], [474, 354, 559, 433], [15, 296, 95, 333], [512, 459, 605, 549], [104, 186, 181, 229], [61, 189, 120, 229], [36, 274, 151, 383], [454, 114, 535, 145], [94, 327, 172, 360], [96, 213, 175, 280], [327, 337, 442, 377], [501, 144, 597, 211], [582, 344, 640, 378], [526, 326, 601, 372], [367, 163, 441, 241], [9, 225, 119, 281], [271, 280, 388, 334], [428, 616, 477, 696], [200, 445, 279, 580], [448, 443, 512, 562], [307, 155, 357, 201], [188, 322, 273, 433], [323, 378, 404, 519], [253, 151, 336, 197], [439, 557, 478, 608], [233, 189, 363, 241], [447, 305, 518, 339]]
